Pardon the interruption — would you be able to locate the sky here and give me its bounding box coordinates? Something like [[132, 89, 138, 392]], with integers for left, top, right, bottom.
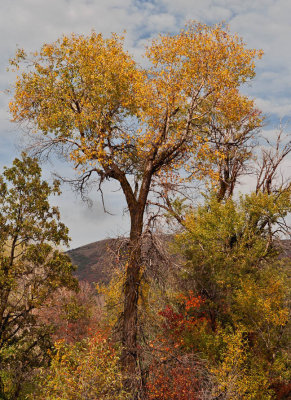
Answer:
[[0, 0, 290, 249]]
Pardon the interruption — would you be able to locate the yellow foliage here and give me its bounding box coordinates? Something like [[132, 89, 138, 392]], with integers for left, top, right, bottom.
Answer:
[[29, 333, 129, 400], [96, 266, 125, 328], [9, 23, 262, 186], [211, 328, 273, 400]]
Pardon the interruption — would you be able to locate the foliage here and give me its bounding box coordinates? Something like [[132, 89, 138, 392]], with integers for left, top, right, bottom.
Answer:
[[9, 23, 262, 183], [147, 281, 288, 399], [147, 360, 202, 400], [30, 332, 129, 400], [0, 154, 77, 399], [96, 266, 125, 329], [147, 293, 212, 399], [39, 281, 102, 344], [175, 192, 290, 325], [210, 327, 274, 400], [171, 192, 291, 398]]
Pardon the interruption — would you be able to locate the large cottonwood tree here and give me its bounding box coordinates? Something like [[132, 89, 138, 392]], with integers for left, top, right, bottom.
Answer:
[[9, 22, 262, 396]]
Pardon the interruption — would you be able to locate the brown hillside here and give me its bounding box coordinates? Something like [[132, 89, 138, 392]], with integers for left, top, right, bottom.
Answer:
[[68, 238, 291, 284], [67, 238, 129, 284]]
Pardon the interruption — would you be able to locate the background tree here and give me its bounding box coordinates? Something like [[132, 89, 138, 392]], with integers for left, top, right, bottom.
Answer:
[[148, 88, 263, 225], [205, 89, 262, 201], [171, 191, 290, 398], [255, 128, 291, 195], [0, 154, 77, 399], [9, 22, 263, 396], [39, 281, 102, 344]]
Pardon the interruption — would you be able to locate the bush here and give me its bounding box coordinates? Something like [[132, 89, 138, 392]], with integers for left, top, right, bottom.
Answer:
[[30, 332, 129, 400]]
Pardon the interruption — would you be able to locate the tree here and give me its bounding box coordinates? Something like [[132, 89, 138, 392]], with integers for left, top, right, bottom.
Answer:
[[9, 22, 263, 396], [0, 154, 77, 399], [205, 88, 262, 201], [173, 192, 290, 398]]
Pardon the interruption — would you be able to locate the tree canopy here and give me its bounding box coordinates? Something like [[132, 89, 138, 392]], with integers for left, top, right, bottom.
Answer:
[[10, 23, 262, 189]]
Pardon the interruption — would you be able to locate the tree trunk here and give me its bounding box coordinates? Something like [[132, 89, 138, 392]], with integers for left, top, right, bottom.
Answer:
[[121, 209, 144, 398], [115, 165, 152, 398]]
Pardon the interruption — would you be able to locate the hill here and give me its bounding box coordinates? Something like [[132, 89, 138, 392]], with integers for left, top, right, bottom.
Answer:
[[68, 238, 291, 284], [67, 238, 128, 284]]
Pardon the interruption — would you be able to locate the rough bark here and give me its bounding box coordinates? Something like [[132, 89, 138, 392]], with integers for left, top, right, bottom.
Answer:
[[121, 209, 144, 398], [120, 168, 152, 398]]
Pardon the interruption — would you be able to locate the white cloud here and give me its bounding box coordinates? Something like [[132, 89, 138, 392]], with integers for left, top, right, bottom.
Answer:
[[255, 98, 291, 119], [0, 0, 290, 247]]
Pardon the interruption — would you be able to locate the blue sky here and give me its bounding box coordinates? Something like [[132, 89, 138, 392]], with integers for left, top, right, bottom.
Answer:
[[0, 0, 290, 248]]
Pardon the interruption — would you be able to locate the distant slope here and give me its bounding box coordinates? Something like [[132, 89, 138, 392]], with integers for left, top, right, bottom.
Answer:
[[279, 239, 291, 259], [68, 238, 291, 284], [67, 238, 128, 284]]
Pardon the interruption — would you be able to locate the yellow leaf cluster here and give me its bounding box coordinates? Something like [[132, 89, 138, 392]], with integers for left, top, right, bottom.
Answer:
[[9, 22, 263, 186]]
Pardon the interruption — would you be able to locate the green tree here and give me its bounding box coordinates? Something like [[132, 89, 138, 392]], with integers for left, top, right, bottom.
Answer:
[[0, 154, 77, 399], [173, 192, 290, 397]]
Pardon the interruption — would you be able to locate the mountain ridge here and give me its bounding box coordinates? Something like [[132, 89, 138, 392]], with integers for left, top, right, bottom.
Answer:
[[68, 238, 291, 284]]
